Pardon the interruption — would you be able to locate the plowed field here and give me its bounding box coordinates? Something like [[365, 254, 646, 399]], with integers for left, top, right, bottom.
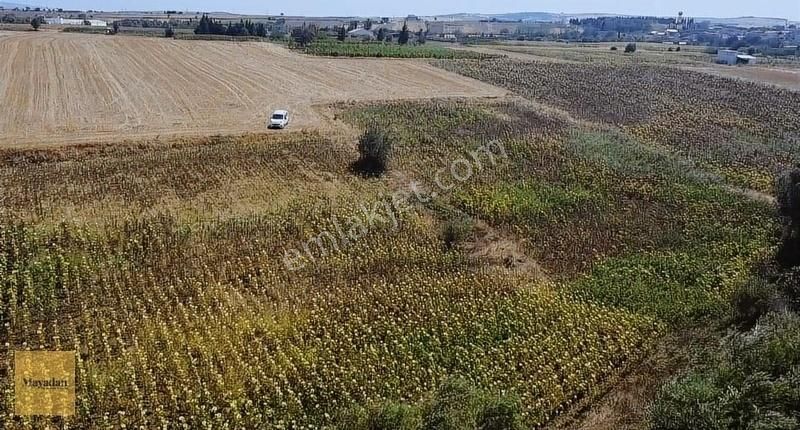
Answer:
[[0, 31, 504, 146]]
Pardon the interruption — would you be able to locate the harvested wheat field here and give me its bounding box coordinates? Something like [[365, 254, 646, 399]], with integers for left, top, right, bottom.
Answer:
[[0, 31, 505, 146]]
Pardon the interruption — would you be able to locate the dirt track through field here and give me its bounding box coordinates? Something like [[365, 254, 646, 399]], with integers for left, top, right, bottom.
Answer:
[[0, 31, 505, 147]]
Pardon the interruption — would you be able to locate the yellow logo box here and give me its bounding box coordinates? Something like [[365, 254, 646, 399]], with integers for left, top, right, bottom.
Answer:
[[14, 351, 76, 417]]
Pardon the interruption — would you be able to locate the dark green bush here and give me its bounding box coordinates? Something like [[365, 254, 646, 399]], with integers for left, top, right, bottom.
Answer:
[[731, 276, 776, 328], [441, 216, 474, 249], [354, 125, 393, 176], [624, 43, 637, 53]]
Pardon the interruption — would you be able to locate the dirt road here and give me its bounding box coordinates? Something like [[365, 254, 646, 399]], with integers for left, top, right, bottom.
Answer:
[[0, 31, 505, 147]]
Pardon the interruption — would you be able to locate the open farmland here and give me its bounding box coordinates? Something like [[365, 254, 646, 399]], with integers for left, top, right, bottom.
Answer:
[[1, 28, 800, 430], [0, 94, 784, 428], [435, 58, 800, 194], [0, 31, 504, 147]]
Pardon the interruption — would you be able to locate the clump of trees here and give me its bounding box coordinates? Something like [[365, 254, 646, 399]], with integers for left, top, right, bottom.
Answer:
[[353, 125, 392, 177], [194, 14, 225, 35], [30, 16, 42, 31], [416, 29, 426, 45], [194, 14, 268, 37], [398, 21, 410, 45], [291, 25, 317, 47]]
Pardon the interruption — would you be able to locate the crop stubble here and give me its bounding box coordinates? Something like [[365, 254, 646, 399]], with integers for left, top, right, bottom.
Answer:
[[0, 31, 505, 146]]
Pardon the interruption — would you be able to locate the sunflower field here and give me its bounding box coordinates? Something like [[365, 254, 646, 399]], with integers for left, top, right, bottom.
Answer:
[[1, 55, 794, 428]]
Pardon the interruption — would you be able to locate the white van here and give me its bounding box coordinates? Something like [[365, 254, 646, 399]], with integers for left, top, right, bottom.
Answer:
[[269, 110, 290, 129]]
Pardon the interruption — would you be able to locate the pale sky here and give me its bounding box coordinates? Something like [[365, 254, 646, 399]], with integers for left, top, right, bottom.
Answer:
[[27, 1, 800, 20]]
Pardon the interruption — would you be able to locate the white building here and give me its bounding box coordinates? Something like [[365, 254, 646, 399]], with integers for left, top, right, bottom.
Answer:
[[717, 49, 740, 65], [717, 49, 757, 65], [44, 17, 107, 27]]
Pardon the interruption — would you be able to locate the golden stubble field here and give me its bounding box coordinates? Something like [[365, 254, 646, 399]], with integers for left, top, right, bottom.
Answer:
[[0, 31, 505, 147]]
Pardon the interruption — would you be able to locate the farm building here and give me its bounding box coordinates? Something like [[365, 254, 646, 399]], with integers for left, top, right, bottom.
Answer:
[[44, 17, 107, 26], [717, 49, 758, 65]]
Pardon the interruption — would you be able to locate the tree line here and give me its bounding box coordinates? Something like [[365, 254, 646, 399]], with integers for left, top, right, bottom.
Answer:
[[332, 21, 426, 45], [194, 14, 268, 37]]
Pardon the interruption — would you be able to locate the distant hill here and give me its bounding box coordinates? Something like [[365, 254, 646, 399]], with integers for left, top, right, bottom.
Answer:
[[0, 2, 40, 9], [431, 12, 635, 23], [697, 16, 790, 27], [431, 11, 793, 28]]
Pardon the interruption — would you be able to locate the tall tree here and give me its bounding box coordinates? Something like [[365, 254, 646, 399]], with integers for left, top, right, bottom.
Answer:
[[376, 27, 387, 42], [416, 29, 426, 44], [30, 16, 41, 31], [398, 21, 409, 45], [337, 26, 347, 42]]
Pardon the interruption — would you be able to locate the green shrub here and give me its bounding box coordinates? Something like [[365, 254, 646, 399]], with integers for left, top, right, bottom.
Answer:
[[624, 43, 637, 53], [731, 276, 775, 328], [650, 312, 800, 430], [422, 378, 482, 430], [336, 380, 525, 430], [441, 216, 474, 249], [649, 373, 730, 430], [337, 402, 422, 430], [728, 312, 800, 377], [354, 125, 393, 176], [477, 395, 525, 430]]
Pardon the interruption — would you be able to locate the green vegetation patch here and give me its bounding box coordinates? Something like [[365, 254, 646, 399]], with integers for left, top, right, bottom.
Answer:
[[570, 182, 776, 325], [305, 41, 493, 59], [650, 312, 800, 429], [456, 180, 598, 226]]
